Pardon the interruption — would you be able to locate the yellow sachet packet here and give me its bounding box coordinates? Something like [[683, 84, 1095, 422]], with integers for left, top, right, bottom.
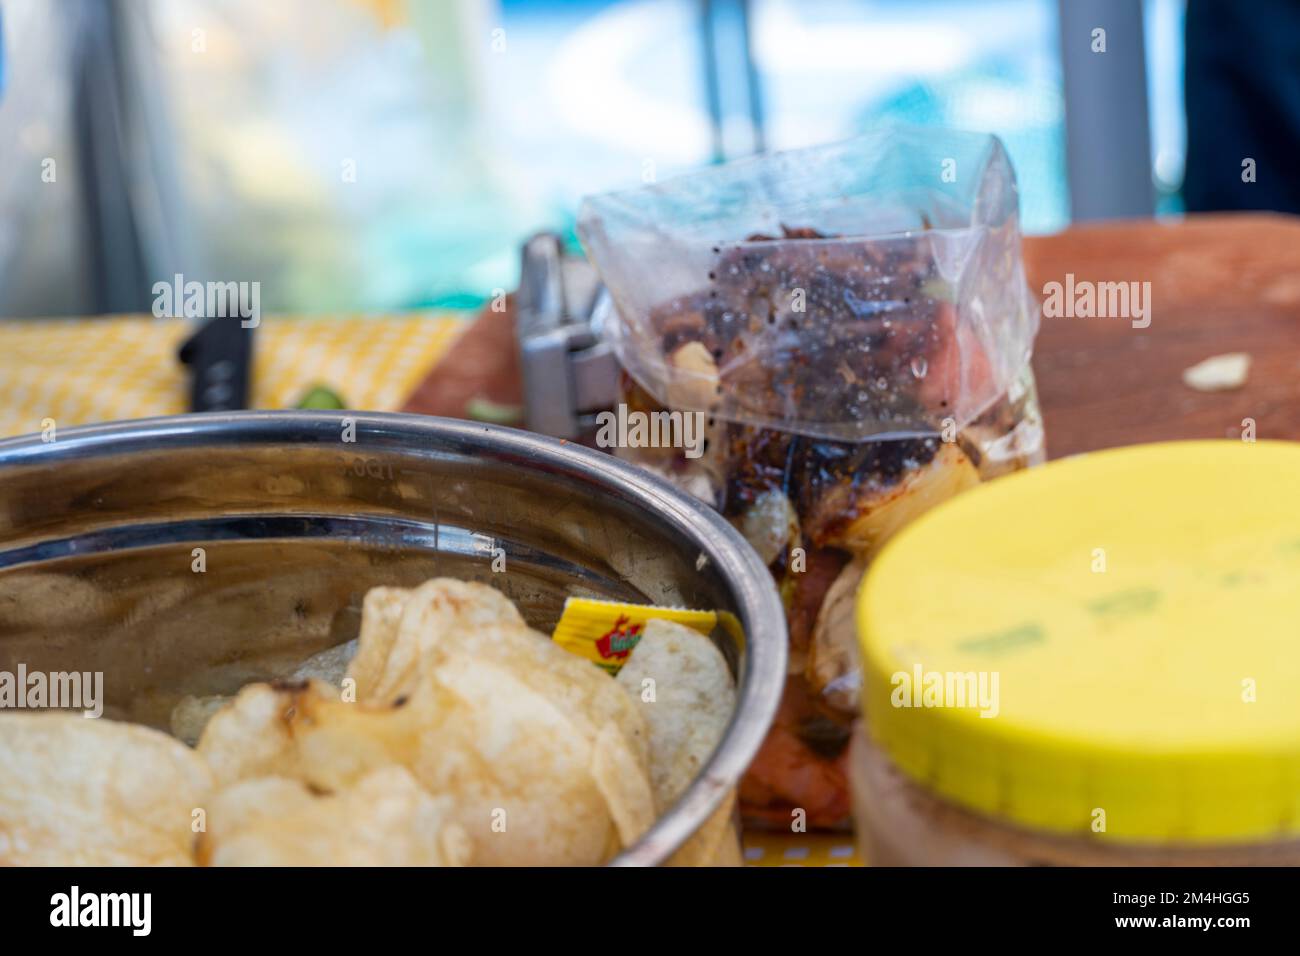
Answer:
[[551, 598, 718, 674]]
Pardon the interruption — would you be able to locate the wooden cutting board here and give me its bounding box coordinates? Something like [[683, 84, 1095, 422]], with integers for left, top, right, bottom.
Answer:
[[1026, 212, 1300, 458]]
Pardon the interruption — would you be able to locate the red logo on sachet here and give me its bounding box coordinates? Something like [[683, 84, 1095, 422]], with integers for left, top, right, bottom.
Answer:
[[595, 615, 644, 661]]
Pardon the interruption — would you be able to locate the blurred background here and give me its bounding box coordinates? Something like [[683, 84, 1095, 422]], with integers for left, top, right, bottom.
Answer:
[[0, 0, 1191, 320]]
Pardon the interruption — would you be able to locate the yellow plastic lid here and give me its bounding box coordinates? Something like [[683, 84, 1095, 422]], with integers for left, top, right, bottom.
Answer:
[[856, 440, 1300, 844]]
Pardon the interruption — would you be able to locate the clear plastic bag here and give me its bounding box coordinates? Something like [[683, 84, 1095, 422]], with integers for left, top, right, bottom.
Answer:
[[579, 128, 1045, 828], [580, 127, 1041, 442]]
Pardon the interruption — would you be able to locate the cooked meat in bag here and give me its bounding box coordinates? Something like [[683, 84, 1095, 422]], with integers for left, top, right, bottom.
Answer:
[[580, 129, 1045, 827]]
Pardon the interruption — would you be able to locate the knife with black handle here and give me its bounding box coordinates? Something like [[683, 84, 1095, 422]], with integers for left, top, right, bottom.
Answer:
[[178, 317, 254, 412]]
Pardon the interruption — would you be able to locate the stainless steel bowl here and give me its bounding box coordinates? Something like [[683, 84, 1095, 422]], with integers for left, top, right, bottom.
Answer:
[[0, 411, 785, 866]]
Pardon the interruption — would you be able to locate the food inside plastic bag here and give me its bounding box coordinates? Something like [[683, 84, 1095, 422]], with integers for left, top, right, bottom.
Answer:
[[580, 129, 1045, 827]]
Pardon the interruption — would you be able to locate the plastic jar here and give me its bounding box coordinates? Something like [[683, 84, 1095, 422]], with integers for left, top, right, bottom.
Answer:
[[852, 440, 1300, 865]]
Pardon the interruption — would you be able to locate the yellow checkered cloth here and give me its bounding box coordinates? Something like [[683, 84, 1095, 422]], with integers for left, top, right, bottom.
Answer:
[[0, 313, 466, 438]]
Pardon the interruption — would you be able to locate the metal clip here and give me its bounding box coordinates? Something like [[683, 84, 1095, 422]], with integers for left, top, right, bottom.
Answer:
[[516, 232, 619, 438]]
